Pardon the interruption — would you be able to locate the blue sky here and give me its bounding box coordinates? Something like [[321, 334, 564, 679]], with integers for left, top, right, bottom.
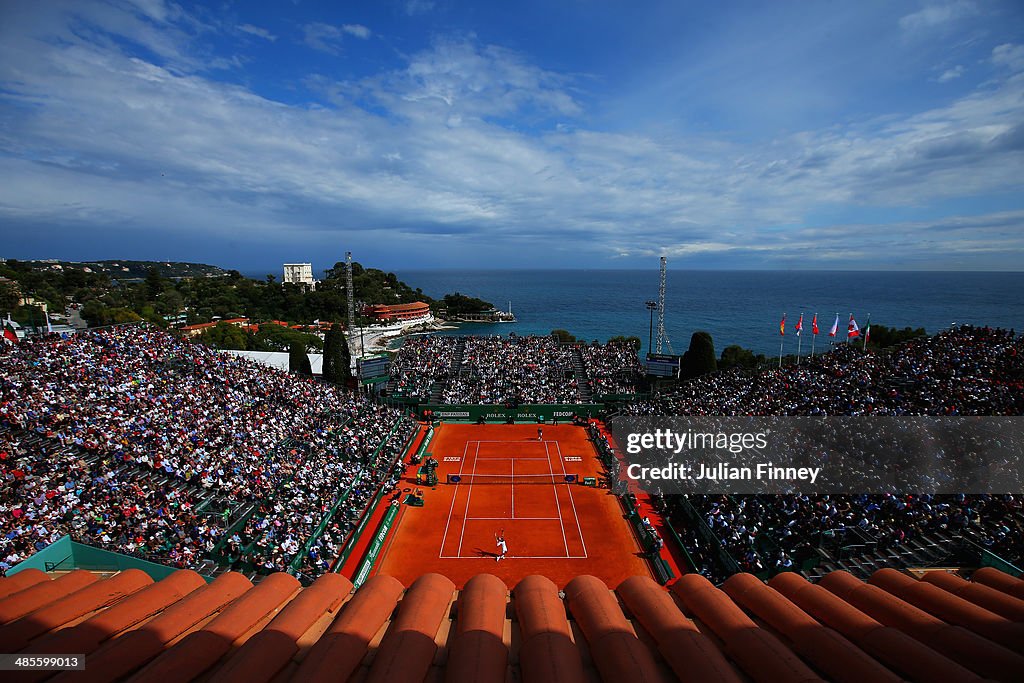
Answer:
[[1, 0, 1023, 271]]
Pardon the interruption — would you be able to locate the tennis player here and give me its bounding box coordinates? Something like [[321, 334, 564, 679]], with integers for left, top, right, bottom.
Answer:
[[496, 533, 508, 561]]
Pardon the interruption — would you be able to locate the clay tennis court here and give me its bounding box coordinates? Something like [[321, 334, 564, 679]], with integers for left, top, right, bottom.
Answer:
[[374, 422, 651, 588]]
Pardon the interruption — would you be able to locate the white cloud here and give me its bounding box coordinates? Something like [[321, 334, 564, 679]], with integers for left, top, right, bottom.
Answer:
[[404, 0, 435, 16], [992, 43, 1024, 72], [0, 3, 1022, 268], [302, 22, 370, 55], [937, 65, 965, 82], [899, 1, 976, 33], [238, 23, 276, 42], [342, 24, 371, 40], [357, 38, 582, 120]]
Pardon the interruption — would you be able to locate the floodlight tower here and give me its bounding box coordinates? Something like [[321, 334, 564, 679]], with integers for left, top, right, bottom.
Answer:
[[345, 252, 358, 354], [655, 256, 674, 354], [345, 252, 356, 330]]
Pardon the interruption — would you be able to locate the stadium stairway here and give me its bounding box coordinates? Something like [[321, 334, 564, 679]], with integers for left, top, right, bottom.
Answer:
[[572, 346, 593, 402], [806, 529, 965, 580], [430, 338, 467, 402]]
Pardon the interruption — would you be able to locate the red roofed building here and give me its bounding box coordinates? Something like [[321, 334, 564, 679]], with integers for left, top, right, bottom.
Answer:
[[180, 318, 250, 338], [362, 301, 431, 323]]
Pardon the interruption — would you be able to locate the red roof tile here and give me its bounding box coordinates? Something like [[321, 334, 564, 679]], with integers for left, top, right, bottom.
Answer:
[[0, 567, 1022, 682]]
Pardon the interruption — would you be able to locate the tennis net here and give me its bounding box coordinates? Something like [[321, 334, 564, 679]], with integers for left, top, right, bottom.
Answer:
[[446, 473, 580, 485]]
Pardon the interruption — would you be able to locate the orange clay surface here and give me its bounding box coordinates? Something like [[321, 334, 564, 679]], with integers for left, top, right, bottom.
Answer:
[[374, 422, 651, 589]]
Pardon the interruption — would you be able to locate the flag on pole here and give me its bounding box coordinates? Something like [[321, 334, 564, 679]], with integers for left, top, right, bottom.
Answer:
[[795, 313, 804, 336], [3, 320, 18, 345], [828, 314, 839, 337], [812, 313, 819, 335], [779, 313, 786, 336], [863, 316, 871, 346], [848, 314, 860, 339]]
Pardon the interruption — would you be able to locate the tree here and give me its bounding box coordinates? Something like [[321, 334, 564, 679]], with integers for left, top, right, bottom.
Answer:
[[719, 345, 761, 371], [201, 321, 249, 350], [322, 325, 351, 385], [289, 341, 312, 376], [145, 266, 165, 299], [551, 329, 576, 343], [607, 335, 642, 351], [865, 324, 927, 349], [680, 331, 717, 379], [0, 280, 20, 314], [436, 292, 493, 315]]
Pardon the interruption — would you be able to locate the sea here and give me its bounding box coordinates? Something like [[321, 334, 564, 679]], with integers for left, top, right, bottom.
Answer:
[[386, 270, 1024, 357], [246, 269, 1024, 357]]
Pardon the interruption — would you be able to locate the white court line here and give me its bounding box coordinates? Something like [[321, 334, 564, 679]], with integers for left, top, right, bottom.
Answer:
[[470, 457, 550, 461], [509, 458, 516, 518], [555, 440, 589, 558], [455, 441, 480, 558], [439, 440, 471, 556], [451, 556, 588, 559], [466, 440, 557, 444], [440, 553, 588, 559], [544, 441, 570, 556], [467, 516, 561, 520]]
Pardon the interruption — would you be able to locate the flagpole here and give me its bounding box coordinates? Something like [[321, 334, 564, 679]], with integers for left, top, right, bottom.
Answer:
[[779, 312, 785, 368], [811, 312, 817, 358], [863, 314, 870, 350]]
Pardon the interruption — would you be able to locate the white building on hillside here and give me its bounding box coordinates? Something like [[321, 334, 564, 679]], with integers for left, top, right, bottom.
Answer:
[[283, 263, 316, 289]]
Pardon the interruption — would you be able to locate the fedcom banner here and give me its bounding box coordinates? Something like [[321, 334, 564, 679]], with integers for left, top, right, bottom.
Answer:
[[607, 416, 1024, 494]]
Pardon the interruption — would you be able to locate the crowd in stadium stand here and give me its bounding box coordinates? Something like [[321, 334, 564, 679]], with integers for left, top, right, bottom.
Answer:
[[0, 326, 410, 577], [388, 335, 454, 399], [446, 335, 578, 404], [623, 326, 1024, 577], [579, 342, 644, 395], [388, 334, 643, 404], [625, 325, 1024, 417], [3, 321, 1022, 584], [684, 491, 1023, 578]]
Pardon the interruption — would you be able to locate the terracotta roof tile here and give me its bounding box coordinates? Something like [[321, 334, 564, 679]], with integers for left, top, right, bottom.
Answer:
[[973, 566, 1024, 600], [513, 574, 585, 683], [294, 574, 404, 683], [214, 573, 351, 683], [920, 570, 1024, 621], [0, 570, 98, 625], [0, 568, 152, 653], [365, 573, 455, 683], [126, 572, 300, 682], [819, 569, 1024, 681], [617, 575, 741, 683], [50, 571, 253, 683], [0, 568, 49, 601], [723, 572, 900, 683], [564, 574, 667, 683], [868, 567, 1024, 650], [445, 574, 508, 683], [769, 571, 983, 683], [1, 567, 1022, 682]]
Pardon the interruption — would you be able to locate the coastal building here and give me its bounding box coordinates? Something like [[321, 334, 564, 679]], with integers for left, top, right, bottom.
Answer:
[[180, 317, 250, 338], [362, 301, 431, 323], [283, 263, 316, 289]]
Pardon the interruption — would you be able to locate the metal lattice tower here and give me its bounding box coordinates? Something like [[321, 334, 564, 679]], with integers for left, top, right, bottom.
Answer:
[[345, 252, 355, 334], [655, 256, 673, 354]]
